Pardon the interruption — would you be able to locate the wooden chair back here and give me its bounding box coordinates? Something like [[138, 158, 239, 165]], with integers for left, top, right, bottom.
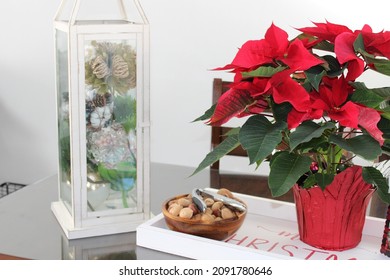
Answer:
[[210, 78, 247, 170]]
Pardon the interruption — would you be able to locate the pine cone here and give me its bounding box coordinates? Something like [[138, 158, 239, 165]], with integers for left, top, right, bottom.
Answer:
[[94, 94, 106, 107]]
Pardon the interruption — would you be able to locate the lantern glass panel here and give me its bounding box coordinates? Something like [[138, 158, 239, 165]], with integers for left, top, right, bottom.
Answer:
[[56, 29, 72, 213], [84, 37, 139, 212]]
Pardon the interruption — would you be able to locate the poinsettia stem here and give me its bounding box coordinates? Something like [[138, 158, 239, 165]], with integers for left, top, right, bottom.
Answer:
[[316, 152, 327, 172], [334, 146, 343, 157], [343, 155, 356, 165], [327, 144, 337, 174], [315, 153, 323, 171]]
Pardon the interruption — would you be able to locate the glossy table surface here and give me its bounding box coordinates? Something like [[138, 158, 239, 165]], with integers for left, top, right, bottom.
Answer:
[[0, 163, 209, 260], [0, 163, 387, 260]]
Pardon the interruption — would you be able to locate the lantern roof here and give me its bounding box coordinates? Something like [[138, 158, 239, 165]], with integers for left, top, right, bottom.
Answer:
[[54, 0, 148, 26]]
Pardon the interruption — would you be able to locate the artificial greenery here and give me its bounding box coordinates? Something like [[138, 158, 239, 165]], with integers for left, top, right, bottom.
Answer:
[[85, 41, 136, 95]]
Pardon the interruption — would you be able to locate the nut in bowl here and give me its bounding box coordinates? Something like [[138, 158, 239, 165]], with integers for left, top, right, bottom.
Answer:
[[162, 188, 247, 240]]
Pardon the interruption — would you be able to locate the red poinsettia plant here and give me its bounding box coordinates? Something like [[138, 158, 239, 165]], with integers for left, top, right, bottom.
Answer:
[[194, 21, 390, 203]]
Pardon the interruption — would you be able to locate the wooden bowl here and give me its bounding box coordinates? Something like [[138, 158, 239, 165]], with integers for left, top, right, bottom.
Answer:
[[162, 194, 247, 240]]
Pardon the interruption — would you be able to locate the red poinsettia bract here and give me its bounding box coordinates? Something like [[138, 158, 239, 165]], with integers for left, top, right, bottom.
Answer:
[[217, 23, 323, 72], [209, 23, 324, 126]]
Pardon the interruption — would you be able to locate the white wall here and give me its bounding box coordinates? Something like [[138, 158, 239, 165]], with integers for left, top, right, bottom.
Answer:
[[0, 0, 60, 184], [0, 0, 389, 184]]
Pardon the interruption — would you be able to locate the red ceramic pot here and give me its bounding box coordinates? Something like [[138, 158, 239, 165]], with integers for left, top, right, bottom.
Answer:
[[293, 166, 375, 251]]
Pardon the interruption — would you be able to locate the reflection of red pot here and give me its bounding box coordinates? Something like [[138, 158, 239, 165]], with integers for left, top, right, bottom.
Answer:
[[293, 166, 375, 251]]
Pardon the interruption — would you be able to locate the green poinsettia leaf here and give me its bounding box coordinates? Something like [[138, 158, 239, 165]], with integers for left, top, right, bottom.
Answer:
[[302, 80, 314, 92], [378, 117, 390, 139], [305, 66, 326, 92], [289, 121, 335, 151], [371, 88, 390, 99], [192, 104, 216, 122], [349, 81, 366, 90], [350, 88, 385, 108], [269, 150, 284, 167], [353, 33, 390, 76], [224, 127, 241, 136], [242, 65, 286, 78], [329, 134, 381, 161], [269, 151, 312, 196], [350, 82, 390, 100], [191, 131, 240, 176], [322, 55, 343, 77], [270, 99, 292, 123], [353, 33, 365, 53], [313, 40, 335, 52], [296, 33, 334, 52], [370, 59, 390, 76], [360, 49, 390, 76], [303, 174, 317, 188], [362, 166, 390, 204], [314, 173, 335, 190], [239, 115, 287, 164], [379, 107, 390, 121], [297, 136, 329, 153]]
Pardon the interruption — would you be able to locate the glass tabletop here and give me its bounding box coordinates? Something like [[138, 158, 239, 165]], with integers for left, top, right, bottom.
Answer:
[[0, 162, 386, 260]]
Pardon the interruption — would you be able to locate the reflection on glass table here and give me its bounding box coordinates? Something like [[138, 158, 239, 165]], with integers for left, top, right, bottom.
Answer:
[[0, 163, 387, 260]]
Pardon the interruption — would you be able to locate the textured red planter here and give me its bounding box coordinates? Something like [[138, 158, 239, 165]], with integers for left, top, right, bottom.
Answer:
[[293, 166, 375, 251]]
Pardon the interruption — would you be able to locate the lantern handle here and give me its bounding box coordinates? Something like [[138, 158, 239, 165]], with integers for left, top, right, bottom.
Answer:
[[54, 0, 81, 26], [133, 0, 149, 24], [54, 0, 148, 25], [118, 0, 149, 24], [118, 0, 128, 20], [69, 0, 81, 26], [54, 0, 69, 21]]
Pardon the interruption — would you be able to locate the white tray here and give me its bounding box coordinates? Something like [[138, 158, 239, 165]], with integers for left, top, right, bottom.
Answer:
[[136, 190, 388, 260]]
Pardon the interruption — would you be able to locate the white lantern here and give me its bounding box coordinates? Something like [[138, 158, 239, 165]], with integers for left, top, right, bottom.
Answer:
[[51, 0, 150, 239]]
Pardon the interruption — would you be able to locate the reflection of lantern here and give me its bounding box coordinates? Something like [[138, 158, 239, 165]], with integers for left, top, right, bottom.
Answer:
[[51, 0, 150, 239], [61, 233, 137, 259]]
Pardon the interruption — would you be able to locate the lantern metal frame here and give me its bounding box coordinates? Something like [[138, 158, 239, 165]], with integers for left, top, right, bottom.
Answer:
[[51, 0, 150, 239]]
